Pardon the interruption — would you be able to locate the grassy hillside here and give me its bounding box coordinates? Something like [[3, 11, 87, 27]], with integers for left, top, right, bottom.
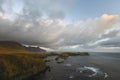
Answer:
[[0, 41, 46, 54], [0, 41, 47, 80], [0, 41, 27, 54], [0, 54, 46, 80], [0, 41, 25, 50]]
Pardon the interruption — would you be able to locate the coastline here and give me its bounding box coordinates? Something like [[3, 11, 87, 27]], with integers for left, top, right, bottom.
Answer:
[[0, 52, 89, 80]]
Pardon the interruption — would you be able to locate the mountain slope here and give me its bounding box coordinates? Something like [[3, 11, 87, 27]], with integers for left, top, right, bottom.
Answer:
[[0, 41, 46, 54], [0, 41, 24, 50]]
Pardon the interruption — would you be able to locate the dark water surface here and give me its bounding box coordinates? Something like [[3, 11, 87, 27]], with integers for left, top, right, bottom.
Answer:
[[38, 52, 120, 80]]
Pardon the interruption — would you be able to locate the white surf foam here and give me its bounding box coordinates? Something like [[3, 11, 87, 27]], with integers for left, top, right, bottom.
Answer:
[[76, 66, 108, 78]]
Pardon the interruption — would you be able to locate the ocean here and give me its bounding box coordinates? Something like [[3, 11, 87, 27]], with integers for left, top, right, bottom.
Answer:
[[36, 52, 120, 80]]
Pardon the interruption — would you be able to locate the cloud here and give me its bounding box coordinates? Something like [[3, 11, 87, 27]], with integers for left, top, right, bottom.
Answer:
[[100, 37, 120, 47], [100, 29, 120, 39], [48, 10, 65, 19], [56, 14, 118, 47], [0, 12, 64, 47], [0, 0, 120, 51]]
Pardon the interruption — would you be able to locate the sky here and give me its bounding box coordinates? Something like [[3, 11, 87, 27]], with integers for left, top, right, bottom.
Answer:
[[0, 0, 120, 52]]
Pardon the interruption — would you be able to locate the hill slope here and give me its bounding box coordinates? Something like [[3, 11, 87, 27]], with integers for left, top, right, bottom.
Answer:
[[0, 41, 47, 80], [0, 41, 24, 49], [0, 41, 46, 54]]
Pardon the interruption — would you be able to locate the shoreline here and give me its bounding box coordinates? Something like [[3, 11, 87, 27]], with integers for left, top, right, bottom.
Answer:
[[0, 52, 89, 80]]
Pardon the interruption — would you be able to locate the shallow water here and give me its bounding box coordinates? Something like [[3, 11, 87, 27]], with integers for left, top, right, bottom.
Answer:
[[38, 52, 120, 80]]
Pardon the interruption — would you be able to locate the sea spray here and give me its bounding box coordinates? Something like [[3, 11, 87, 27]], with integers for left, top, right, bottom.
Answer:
[[76, 66, 108, 78]]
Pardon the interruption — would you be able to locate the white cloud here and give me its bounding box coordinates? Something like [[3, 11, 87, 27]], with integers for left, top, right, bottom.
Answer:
[[88, 38, 110, 46], [0, 0, 120, 51]]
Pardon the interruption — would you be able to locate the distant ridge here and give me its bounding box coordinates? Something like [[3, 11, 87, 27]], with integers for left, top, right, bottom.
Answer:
[[25, 46, 46, 52]]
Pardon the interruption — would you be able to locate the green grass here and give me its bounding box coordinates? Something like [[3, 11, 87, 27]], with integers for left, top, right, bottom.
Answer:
[[0, 54, 46, 80], [0, 46, 47, 80]]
